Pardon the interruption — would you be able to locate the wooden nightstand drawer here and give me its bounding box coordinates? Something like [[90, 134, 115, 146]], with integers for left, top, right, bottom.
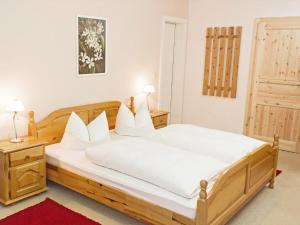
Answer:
[[9, 146, 44, 167], [151, 111, 169, 129], [10, 160, 46, 199], [153, 115, 167, 127]]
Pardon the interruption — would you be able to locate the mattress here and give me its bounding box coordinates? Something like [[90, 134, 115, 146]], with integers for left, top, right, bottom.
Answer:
[[45, 141, 200, 219]]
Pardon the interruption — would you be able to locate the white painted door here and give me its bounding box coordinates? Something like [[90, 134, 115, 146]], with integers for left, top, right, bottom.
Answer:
[[159, 22, 185, 124]]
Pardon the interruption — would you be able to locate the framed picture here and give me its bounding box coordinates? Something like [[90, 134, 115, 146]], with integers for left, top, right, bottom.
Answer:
[[77, 16, 106, 76]]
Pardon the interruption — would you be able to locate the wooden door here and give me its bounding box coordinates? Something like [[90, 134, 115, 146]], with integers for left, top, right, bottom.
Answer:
[[245, 17, 300, 153], [10, 160, 45, 198]]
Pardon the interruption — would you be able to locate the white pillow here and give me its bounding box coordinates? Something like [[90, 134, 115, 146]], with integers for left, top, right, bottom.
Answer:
[[115, 103, 135, 135], [135, 106, 154, 131], [115, 103, 154, 136], [60, 111, 110, 150], [88, 112, 110, 143]]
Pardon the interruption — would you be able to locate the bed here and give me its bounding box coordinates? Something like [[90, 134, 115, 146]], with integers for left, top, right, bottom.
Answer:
[[27, 97, 279, 225], [46, 136, 212, 220]]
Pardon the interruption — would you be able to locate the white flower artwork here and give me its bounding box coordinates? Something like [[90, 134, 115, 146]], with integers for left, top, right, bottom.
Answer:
[[77, 16, 106, 76]]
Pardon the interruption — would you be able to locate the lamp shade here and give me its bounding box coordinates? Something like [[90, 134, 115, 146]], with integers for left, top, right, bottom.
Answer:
[[6, 99, 24, 112], [143, 85, 155, 93]]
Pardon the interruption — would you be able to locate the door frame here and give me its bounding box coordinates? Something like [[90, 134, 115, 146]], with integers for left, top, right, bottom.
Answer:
[[158, 16, 188, 123], [243, 17, 261, 135]]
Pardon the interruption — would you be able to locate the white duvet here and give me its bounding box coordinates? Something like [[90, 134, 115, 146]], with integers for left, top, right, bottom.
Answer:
[[146, 124, 266, 164], [86, 138, 228, 199]]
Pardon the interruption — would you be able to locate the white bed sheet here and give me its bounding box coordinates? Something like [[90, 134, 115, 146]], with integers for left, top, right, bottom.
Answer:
[[146, 124, 266, 164], [46, 142, 200, 219]]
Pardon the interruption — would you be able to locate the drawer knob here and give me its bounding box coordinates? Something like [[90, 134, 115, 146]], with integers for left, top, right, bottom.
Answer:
[[25, 155, 31, 160]]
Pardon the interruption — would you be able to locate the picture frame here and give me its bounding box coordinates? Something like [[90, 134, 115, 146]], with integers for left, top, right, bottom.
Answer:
[[76, 15, 107, 76]]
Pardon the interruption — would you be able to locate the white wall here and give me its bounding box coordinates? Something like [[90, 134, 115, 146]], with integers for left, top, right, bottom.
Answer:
[[0, 0, 188, 139], [183, 0, 300, 134]]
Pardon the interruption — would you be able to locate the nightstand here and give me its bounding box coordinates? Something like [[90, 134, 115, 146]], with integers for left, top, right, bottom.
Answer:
[[0, 137, 47, 205], [151, 111, 169, 129]]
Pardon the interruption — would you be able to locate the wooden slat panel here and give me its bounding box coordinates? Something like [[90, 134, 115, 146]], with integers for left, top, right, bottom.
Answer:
[[202, 28, 213, 95], [202, 26, 242, 98], [216, 27, 227, 96], [209, 27, 220, 96], [223, 27, 234, 97], [231, 26, 242, 98]]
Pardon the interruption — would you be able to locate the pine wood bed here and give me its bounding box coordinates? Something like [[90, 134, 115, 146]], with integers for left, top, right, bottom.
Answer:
[[27, 97, 279, 225]]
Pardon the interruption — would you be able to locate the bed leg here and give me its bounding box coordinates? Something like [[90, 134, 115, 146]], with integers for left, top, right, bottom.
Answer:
[[269, 134, 279, 189], [269, 179, 274, 189], [195, 180, 208, 225]]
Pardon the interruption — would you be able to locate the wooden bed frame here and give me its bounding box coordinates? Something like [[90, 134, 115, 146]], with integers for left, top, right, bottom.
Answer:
[[27, 97, 279, 225]]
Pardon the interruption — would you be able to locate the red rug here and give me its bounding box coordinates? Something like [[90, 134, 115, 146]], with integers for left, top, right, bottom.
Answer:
[[0, 198, 101, 225], [276, 169, 282, 176]]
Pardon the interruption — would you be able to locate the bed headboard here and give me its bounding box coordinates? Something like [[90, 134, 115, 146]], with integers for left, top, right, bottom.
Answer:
[[28, 97, 135, 145]]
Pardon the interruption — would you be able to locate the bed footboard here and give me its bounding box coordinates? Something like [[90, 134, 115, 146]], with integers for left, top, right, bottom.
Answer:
[[195, 135, 279, 225]]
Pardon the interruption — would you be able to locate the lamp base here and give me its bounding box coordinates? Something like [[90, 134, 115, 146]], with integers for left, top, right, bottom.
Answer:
[[10, 138, 24, 143]]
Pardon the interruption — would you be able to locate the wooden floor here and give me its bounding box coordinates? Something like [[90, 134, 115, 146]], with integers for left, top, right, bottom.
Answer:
[[0, 151, 299, 225]]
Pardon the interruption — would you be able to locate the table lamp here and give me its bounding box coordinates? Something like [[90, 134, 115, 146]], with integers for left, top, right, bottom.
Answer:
[[6, 99, 24, 143], [143, 85, 155, 111]]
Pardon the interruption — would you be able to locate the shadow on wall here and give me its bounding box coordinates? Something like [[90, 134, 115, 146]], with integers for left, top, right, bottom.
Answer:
[[0, 112, 27, 140]]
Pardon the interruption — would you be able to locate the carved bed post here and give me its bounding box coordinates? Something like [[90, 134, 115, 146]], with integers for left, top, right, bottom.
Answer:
[[28, 111, 38, 139], [129, 96, 135, 115], [195, 180, 208, 225], [269, 134, 279, 189]]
